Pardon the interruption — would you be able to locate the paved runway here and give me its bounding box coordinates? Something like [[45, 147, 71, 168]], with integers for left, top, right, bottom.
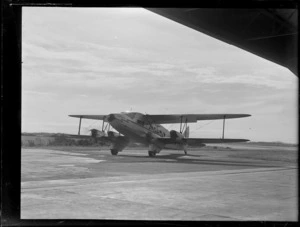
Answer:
[[21, 145, 298, 220]]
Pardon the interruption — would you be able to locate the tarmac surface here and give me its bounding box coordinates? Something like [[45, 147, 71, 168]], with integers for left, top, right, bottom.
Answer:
[[21, 144, 298, 220]]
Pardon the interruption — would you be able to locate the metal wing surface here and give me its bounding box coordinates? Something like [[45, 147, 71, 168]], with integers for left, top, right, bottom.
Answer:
[[146, 114, 251, 124]]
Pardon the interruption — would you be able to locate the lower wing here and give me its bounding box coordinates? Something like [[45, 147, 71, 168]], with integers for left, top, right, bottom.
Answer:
[[158, 138, 249, 147], [25, 133, 127, 145]]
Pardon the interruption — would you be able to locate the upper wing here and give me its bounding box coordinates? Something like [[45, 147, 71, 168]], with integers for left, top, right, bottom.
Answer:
[[69, 115, 107, 121], [146, 114, 251, 124]]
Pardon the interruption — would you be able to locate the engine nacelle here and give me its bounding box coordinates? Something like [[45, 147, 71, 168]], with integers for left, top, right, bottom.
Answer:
[[90, 129, 106, 138], [108, 131, 120, 138], [170, 130, 184, 142]]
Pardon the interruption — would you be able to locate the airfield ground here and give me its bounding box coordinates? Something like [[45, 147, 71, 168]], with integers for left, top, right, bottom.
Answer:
[[21, 143, 298, 220]]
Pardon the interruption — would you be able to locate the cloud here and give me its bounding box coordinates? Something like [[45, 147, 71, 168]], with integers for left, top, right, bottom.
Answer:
[[183, 65, 296, 90]]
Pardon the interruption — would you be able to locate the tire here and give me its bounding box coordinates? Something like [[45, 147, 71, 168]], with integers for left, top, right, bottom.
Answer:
[[111, 149, 118, 155], [148, 151, 156, 157]]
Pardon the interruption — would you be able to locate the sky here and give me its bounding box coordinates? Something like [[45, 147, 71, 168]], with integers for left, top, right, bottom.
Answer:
[[22, 7, 298, 144]]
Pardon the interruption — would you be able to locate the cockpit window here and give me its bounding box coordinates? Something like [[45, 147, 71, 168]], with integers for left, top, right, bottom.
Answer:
[[137, 120, 144, 126], [126, 112, 136, 119]]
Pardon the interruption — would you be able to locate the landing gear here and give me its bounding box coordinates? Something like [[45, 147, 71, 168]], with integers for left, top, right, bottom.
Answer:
[[148, 151, 156, 157], [111, 149, 118, 155]]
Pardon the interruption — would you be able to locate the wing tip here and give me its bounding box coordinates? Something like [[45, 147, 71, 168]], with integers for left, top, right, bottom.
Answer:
[[234, 114, 251, 118], [69, 115, 81, 118]]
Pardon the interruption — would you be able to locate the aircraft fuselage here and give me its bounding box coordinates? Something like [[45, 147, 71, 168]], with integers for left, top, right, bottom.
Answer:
[[107, 112, 170, 145]]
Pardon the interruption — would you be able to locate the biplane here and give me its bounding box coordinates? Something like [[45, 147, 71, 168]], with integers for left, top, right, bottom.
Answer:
[[69, 112, 251, 157]]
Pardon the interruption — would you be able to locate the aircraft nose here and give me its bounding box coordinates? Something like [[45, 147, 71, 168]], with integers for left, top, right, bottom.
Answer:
[[107, 114, 116, 122]]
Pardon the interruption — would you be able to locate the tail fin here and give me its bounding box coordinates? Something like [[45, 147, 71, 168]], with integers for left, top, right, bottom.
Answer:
[[183, 126, 189, 138]]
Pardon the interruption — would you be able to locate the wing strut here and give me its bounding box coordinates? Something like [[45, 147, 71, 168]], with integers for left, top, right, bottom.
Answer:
[[102, 119, 104, 131], [222, 115, 226, 139], [179, 116, 188, 134], [101, 118, 111, 132], [78, 117, 82, 135]]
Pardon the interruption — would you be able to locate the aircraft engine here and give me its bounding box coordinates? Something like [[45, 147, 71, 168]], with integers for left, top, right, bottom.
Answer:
[[90, 129, 106, 138], [108, 131, 120, 138], [170, 130, 184, 141]]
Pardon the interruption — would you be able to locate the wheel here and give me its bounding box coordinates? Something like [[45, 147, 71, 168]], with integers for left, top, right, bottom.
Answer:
[[148, 151, 156, 157], [111, 149, 118, 155]]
